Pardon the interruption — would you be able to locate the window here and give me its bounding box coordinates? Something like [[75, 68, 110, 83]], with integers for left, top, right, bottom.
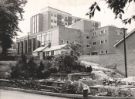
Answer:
[[95, 22, 99, 27], [93, 42, 96, 45], [61, 40, 64, 44], [86, 36, 89, 39], [91, 52, 98, 55], [67, 41, 69, 43], [93, 32, 96, 36], [106, 50, 108, 54], [101, 51, 104, 54], [100, 40, 104, 44], [51, 50, 54, 56], [51, 13, 53, 16], [46, 51, 49, 56], [54, 20, 57, 23], [65, 17, 68, 21], [100, 30, 104, 35], [86, 45, 90, 47], [51, 20, 53, 22]]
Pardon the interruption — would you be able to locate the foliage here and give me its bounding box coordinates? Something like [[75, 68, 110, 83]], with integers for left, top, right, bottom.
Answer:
[[37, 60, 58, 79], [27, 57, 38, 78], [0, 0, 27, 55], [86, 66, 93, 73], [37, 61, 45, 78], [11, 55, 38, 79], [52, 54, 84, 73], [51, 43, 85, 73], [69, 43, 82, 58], [86, 0, 135, 24]]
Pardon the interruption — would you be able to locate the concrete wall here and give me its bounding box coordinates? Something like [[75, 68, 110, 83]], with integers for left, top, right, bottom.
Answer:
[[70, 20, 84, 32], [42, 11, 49, 32], [70, 20, 100, 33], [50, 28, 59, 46], [59, 26, 82, 45]]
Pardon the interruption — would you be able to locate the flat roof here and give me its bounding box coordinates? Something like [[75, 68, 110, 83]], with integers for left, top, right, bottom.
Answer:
[[41, 6, 71, 15]]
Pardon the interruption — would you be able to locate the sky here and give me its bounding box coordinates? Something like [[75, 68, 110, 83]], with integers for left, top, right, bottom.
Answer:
[[18, 0, 135, 37]]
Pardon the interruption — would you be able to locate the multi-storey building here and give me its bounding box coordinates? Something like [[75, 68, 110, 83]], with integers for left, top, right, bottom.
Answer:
[[69, 19, 101, 55], [16, 7, 124, 57], [30, 6, 81, 34], [91, 26, 124, 55]]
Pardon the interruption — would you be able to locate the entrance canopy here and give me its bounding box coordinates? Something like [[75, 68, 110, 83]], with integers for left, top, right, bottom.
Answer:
[[33, 46, 46, 53], [43, 44, 67, 52]]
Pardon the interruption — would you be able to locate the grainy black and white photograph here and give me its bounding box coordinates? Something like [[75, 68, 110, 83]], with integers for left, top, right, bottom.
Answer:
[[0, 0, 135, 99]]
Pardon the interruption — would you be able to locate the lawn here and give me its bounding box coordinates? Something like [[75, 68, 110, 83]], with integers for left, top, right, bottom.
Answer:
[[79, 53, 135, 76]]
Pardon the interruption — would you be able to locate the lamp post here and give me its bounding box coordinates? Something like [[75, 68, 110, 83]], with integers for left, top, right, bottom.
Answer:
[[121, 28, 128, 77]]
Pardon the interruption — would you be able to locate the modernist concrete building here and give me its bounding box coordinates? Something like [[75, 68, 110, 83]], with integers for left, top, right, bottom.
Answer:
[[90, 26, 124, 55], [30, 6, 81, 34], [17, 7, 125, 57], [17, 26, 82, 55]]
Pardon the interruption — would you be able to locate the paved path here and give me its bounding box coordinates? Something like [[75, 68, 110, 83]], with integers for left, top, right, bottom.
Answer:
[[0, 89, 68, 99]]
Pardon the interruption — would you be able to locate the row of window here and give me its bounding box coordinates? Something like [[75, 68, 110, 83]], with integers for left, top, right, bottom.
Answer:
[[93, 29, 107, 37], [92, 40, 107, 45], [51, 19, 69, 26], [51, 13, 69, 22], [100, 50, 108, 54], [91, 50, 108, 55], [51, 13, 57, 17], [51, 19, 57, 23]]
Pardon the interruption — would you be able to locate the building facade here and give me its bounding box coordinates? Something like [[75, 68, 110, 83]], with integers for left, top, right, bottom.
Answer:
[[90, 26, 124, 55], [30, 6, 81, 34], [17, 26, 82, 55], [17, 7, 125, 57]]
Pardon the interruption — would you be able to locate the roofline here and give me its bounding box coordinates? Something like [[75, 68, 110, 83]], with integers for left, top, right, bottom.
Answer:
[[41, 6, 72, 15], [114, 28, 135, 47]]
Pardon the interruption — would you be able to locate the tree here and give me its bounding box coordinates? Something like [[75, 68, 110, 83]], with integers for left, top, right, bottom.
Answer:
[[0, 0, 26, 56], [69, 43, 82, 59], [86, 0, 135, 24], [52, 43, 83, 73]]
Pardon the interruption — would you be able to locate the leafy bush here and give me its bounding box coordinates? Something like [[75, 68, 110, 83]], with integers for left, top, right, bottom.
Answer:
[[11, 55, 38, 79]]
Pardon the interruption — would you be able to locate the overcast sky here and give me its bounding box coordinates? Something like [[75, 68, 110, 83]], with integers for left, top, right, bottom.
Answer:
[[18, 0, 135, 37]]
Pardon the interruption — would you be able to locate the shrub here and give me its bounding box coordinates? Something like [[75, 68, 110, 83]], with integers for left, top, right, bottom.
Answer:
[[11, 55, 38, 79], [86, 66, 93, 73], [37, 61, 44, 78]]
